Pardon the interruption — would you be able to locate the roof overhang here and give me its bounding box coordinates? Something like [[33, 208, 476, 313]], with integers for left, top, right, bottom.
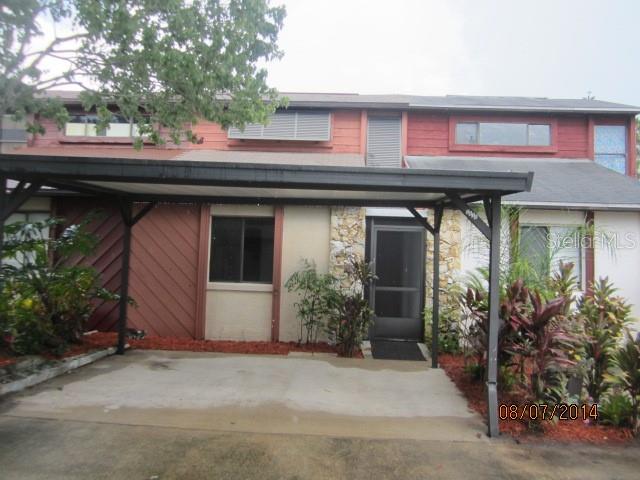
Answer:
[[406, 156, 640, 212], [0, 154, 533, 208]]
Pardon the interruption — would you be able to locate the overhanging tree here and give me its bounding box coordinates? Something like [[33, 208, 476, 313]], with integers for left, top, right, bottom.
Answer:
[[0, 0, 286, 147]]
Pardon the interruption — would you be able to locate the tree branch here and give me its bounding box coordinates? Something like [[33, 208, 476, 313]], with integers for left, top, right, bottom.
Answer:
[[23, 33, 88, 73]]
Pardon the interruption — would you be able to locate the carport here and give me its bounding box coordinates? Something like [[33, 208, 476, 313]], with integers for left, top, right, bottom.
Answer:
[[0, 153, 533, 437]]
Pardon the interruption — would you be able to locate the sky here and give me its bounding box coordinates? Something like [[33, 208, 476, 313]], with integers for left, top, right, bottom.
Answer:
[[265, 0, 640, 106]]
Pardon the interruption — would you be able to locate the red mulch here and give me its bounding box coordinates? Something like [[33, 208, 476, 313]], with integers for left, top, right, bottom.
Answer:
[[0, 354, 15, 368], [67, 331, 360, 357], [439, 354, 635, 444], [1, 331, 360, 368]]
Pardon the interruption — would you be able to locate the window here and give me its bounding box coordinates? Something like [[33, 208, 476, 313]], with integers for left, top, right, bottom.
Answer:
[[455, 122, 551, 146], [519, 225, 582, 287], [366, 115, 402, 167], [210, 217, 274, 283], [64, 114, 139, 137], [594, 125, 627, 174], [5, 211, 50, 267], [227, 110, 331, 141]]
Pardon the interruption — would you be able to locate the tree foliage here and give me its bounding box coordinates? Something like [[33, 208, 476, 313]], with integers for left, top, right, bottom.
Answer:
[[0, 0, 286, 146]]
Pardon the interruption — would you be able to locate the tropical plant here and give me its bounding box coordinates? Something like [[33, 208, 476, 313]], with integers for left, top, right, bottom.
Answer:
[[599, 389, 634, 428], [285, 260, 338, 345], [327, 258, 376, 358], [0, 216, 118, 355], [1, 0, 285, 147], [424, 282, 464, 354], [578, 277, 632, 403], [511, 291, 575, 401], [605, 331, 640, 433]]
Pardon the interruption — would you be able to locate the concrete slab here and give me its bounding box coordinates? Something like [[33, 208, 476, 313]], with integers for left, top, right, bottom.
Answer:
[[1, 416, 639, 480], [0, 350, 485, 442]]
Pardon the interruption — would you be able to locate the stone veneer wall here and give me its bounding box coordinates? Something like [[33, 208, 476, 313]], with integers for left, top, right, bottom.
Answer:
[[425, 210, 463, 308], [329, 207, 366, 289]]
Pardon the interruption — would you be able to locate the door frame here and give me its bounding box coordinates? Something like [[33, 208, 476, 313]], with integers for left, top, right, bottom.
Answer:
[[366, 217, 426, 341]]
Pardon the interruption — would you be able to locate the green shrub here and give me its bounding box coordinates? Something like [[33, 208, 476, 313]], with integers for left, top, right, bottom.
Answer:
[[0, 216, 118, 356], [605, 331, 640, 433], [285, 260, 338, 344], [327, 258, 376, 358], [578, 278, 632, 403], [599, 391, 634, 428]]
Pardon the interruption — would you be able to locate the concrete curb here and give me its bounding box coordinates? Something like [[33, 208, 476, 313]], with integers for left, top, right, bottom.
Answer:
[[361, 340, 372, 359], [0, 347, 117, 397]]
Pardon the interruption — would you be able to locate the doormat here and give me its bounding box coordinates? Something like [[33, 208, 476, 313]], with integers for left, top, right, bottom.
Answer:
[[371, 340, 426, 361]]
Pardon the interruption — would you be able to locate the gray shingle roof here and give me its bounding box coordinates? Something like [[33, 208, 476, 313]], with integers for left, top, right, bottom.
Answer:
[[44, 90, 640, 114], [405, 156, 640, 210]]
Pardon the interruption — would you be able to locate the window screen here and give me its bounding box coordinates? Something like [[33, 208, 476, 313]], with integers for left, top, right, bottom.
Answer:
[[210, 217, 274, 283], [595, 125, 627, 174], [519, 225, 582, 287]]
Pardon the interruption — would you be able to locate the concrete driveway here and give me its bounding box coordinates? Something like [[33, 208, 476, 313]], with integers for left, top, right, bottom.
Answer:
[[0, 350, 483, 442], [1, 350, 639, 479]]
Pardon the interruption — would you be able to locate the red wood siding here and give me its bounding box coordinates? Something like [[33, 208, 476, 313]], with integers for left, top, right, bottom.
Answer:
[[128, 204, 200, 338], [407, 112, 590, 158], [54, 198, 124, 332], [33, 110, 364, 154], [54, 198, 201, 338]]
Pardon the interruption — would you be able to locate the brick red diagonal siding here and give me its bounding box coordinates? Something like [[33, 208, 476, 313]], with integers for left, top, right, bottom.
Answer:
[[128, 204, 200, 338], [54, 199, 201, 338], [54, 198, 124, 332]]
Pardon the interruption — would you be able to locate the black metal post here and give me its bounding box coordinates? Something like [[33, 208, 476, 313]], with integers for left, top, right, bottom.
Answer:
[[431, 206, 443, 368], [0, 176, 6, 276], [117, 201, 133, 355], [486, 194, 501, 437]]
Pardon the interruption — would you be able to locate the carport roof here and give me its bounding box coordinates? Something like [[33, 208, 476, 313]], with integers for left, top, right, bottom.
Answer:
[[0, 153, 533, 207]]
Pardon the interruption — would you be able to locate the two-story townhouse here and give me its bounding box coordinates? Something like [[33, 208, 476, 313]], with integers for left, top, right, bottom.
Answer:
[[12, 91, 640, 343]]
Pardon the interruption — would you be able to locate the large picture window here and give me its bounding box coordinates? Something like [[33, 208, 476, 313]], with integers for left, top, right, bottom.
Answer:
[[210, 217, 274, 283], [455, 122, 551, 146]]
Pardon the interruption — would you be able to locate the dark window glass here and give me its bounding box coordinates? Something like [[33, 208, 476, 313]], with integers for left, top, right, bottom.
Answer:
[[210, 217, 274, 283], [375, 230, 422, 287]]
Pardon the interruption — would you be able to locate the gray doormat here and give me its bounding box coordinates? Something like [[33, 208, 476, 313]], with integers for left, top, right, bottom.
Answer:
[[371, 340, 426, 361]]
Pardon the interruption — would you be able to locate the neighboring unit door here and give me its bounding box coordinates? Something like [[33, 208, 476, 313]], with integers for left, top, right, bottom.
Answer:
[[369, 220, 425, 341]]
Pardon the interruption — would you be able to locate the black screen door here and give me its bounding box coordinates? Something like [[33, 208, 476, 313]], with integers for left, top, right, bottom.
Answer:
[[369, 221, 425, 341]]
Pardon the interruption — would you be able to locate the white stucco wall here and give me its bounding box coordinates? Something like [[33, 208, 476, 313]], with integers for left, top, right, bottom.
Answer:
[[279, 206, 331, 342], [205, 205, 275, 341], [594, 211, 640, 329]]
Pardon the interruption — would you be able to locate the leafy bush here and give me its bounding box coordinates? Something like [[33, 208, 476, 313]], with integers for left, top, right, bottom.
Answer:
[[327, 258, 376, 358], [0, 216, 118, 356], [285, 260, 338, 344], [599, 390, 634, 428], [578, 278, 632, 403], [606, 331, 640, 433], [424, 283, 464, 354]]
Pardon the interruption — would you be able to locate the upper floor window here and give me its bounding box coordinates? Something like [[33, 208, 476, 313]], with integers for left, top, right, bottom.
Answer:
[[366, 114, 402, 167], [227, 110, 331, 142], [594, 125, 627, 175], [65, 114, 139, 137], [456, 122, 551, 146]]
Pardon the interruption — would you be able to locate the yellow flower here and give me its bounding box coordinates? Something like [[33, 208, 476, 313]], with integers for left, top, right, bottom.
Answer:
[[20, 298, 33, 309]]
